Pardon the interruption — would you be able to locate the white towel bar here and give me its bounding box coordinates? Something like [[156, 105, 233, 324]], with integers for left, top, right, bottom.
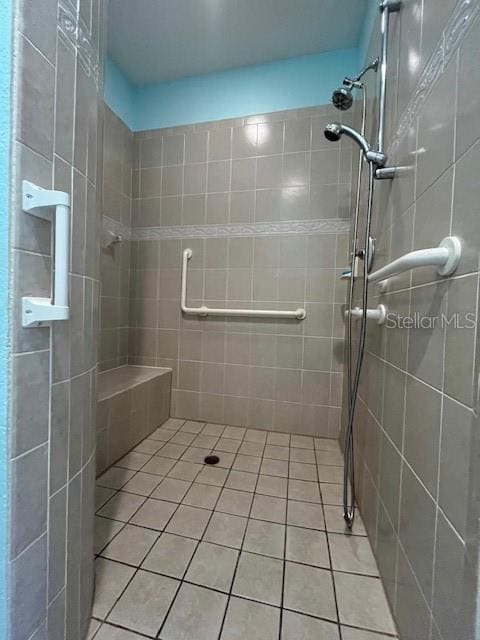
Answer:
[[368, 236, 461, 285], [21, 181, 71, 327], [181, 248, 306, 320]]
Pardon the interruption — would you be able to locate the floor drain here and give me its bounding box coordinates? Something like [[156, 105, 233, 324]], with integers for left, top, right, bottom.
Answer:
[[204, 455, 220, 465]]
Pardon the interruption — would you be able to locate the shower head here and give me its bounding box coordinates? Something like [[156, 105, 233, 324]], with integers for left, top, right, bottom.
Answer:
[[324, 123, 387, 167], [332, 86, 354, 111]]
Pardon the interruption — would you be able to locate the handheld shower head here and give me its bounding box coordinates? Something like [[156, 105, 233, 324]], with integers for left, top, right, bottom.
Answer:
[[324, 123, 387, 167], [332, 86, 354, 111]]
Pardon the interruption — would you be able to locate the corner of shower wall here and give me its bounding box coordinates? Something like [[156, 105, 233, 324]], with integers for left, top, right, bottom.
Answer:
[[7, 1, 107, 639]]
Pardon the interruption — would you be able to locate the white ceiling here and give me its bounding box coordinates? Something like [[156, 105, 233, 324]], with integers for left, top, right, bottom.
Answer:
[[108, 0, 367, 86]]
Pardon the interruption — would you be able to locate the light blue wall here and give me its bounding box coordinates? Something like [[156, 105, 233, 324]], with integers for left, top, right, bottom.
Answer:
[[359, 0, 380, 64], [0, 0, 11, 634], [105, 48, 359, 131], [104, 57, 136, 130]]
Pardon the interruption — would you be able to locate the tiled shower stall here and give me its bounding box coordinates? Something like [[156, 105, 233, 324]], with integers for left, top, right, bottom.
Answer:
[[4, 0, 480, 639]]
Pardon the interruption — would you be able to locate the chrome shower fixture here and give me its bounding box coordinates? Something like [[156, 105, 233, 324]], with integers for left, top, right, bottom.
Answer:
[[331, 58, 379, 112], [324, 123, 387, 167]]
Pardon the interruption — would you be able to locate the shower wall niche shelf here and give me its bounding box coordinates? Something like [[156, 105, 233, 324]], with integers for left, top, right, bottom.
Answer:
[[21, 181, 71, 328], [181, 248, 306, 320], [368, 236, 462, 286]]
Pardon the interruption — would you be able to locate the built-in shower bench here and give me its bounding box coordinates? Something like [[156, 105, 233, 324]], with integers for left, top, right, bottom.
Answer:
[[96, 365, 172, 475]]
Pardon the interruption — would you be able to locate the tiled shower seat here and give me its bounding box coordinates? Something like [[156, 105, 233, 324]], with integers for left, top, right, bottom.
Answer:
[[96, 366, 172, 475]]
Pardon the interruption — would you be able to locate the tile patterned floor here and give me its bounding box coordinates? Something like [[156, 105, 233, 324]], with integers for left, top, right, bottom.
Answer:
[[88, 419, 398, 640]]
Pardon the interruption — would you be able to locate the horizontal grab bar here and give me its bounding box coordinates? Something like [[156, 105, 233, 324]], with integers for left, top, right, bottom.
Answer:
[[181, 248, 306, 320], [368, 236, 461, 285], [345, 305, 387, 325]]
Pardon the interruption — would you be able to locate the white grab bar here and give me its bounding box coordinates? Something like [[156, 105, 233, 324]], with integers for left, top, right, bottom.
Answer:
[[181, 248, 306, 320], [345, 304, 387, 325], [368, 236, 461, 285], [21, 181, 71, 328]]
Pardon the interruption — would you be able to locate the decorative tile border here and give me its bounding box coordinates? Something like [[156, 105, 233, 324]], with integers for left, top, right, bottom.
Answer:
[[58, 0, 99, 83], [102, 216, 350, 241], [390, 0, 480, 153]]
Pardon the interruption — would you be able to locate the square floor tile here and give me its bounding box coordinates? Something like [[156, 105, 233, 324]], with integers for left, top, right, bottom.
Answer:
[[289, 448, 316, 463], [130, 498, 177, 531], [290, 435, 314, 449], [181, 420, 205, 434], [320, 483, 343, 505], [244, 429, 267, 443], [213, 451, 235, 468], [196, 465, 229, 486], [329, 533, 379, 576], [142, 532, 197, 578], [251, 494, 286, 524], [222, 426, 246, 440], [334, 572, 396, 635], [160, 583, 227, 640], [162, 418, 185, 431], [97, 467, 136, 489], [221, 597, 280, 640], [101, 524, 158, 566], [287, 500, 324, 530], [267, 432, 290, 446], [92, 558, 135, 619], [157, 443, 188, 460], [116, 452, 151, 471], [150, 428, 175, 442], [98, 492, 146, 522], [232, 551, 283, 606], [243, 519, 285, 558], [168, 460, 203, 481], [203, 423, 226, 436], [185, 541, 238, 592], [165, 505, 212, 539], [122, 472, 162, 497], [216, 438, 241, 453], [151, 478, 191, 503], [183, 483, 221, 509], [288, 479, 320, 503], [324, 506, 367, 536], [233, 454, 261, 473], [192, 434, 219, 449], [289, 462, 317, 481], [181, 446, 211, 464], [260, 458, 288, 478], [264, 445, 289, 460], [286, 526, 330, 568], [95, 517, 124, 554], [315, 437, 341, 451], [170, 432, 196, 446], [108, 569, 179, 636], [316, 449, 344, 466], [94, 623, 146, 639], [282, 610, 340, 640], [317, 465, 343, 483], [284, 561, 337, 620], [238, 441, 264, 456], [96, 486, 115, 510], [225, 470, 257, 492], [204, 511, 247, 549], [216, 488, 253, 516], [256, 475, 288, 498], [85, 619, 101, 640], [142, 457, 176, 476]]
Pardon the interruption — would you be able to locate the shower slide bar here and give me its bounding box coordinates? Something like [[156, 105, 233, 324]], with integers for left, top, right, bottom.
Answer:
[[368, 236, 462, 286], [21, 181, 71, 328], [181, 248, 306, 320]]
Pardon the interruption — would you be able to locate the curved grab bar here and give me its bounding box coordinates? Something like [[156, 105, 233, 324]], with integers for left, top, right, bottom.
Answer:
[[368, 237, 461, 285], [181, 248, 306, 320]]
